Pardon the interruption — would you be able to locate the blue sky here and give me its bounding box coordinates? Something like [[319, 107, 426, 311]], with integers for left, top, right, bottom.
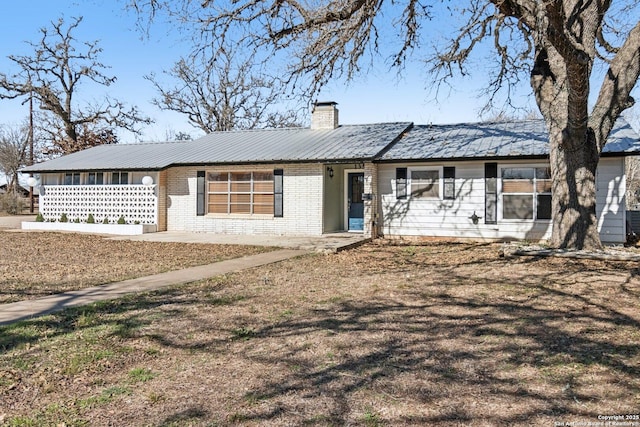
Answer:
[[0, 1, 634, 143], [0, 1, 191, 141], [0, 0, 535, 142]]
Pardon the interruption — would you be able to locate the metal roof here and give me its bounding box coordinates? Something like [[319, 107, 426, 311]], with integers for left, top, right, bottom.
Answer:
[[379, 118, 640, 162], [22, 118, 640, 173], [23, 123, 412, 172]]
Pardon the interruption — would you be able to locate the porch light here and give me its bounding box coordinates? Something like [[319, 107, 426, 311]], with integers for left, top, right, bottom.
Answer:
[[27, 177, 37, 188], [327, 166, 334, 178], [142, 176, 154, 186]]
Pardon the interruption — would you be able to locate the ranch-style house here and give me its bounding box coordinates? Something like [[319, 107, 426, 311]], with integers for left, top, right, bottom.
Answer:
[[22, 102, 640, 244]]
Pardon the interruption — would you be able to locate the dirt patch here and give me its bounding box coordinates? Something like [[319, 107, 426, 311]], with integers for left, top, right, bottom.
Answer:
[[0, 231, 271, 304], [1, 240, 639, 426]]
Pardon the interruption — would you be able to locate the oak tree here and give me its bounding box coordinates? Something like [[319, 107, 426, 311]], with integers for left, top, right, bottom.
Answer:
[[0, 124, 29, 194], [130, 0, 640, 249], [146, 44, 301, 132], [0, 16, 151, 154]]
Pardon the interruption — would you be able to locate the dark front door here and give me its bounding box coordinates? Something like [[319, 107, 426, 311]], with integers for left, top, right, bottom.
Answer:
[[347, 172, 364, 231]]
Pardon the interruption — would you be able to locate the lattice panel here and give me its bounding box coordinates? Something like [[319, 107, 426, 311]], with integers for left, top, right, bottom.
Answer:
[[40, 185, 158, 224]]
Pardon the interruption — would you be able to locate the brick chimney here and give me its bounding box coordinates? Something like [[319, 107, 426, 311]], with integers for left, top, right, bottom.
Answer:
[[311, 101, 339, 130]]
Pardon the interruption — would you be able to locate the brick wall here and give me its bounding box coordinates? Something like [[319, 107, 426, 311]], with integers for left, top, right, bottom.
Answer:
[[311, 104, 339, 130], [165, 164, 325, 235]]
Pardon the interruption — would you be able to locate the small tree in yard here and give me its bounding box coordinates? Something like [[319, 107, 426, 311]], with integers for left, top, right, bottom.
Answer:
[[128, 0, 640, 250], [0, 124, 29, 194]]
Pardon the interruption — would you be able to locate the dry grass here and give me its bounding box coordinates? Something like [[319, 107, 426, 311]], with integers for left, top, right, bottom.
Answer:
[[1, 238, 639, 426], [0, 231, 271, 304]]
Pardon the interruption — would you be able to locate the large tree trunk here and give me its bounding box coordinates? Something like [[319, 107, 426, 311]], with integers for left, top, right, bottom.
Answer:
[[531, 34, 603, 250], [548, 125, 602, 249]]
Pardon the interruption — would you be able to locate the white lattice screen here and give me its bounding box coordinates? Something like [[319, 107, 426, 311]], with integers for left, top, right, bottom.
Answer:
[[40, 185, 158, 224]]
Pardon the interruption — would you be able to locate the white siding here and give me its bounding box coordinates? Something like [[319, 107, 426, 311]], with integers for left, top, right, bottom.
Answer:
[[379, 158, 627, 243], [165, 164, 324, 236], [379, 161, 513, 240], [596, 157, 626, 243]]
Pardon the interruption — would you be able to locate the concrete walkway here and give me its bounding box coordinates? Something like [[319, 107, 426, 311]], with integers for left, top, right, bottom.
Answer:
[[0, 215, 36, 229], [1, 220, 370, 325], [9, 215, 370, 253], [0, 249, 308, 326]]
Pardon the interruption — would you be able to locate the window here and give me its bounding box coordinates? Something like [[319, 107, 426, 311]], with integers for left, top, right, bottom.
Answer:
[[87, 172, 104, 185], [111, 172, 129, 185], [207, 171, 275, 215], [410, 169, 440, 198], [64, 172, 80, 185], [501, 167, 552, 220]]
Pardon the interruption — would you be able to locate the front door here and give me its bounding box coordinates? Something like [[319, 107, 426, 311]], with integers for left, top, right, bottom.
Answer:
[[347, 172, 364, 231]]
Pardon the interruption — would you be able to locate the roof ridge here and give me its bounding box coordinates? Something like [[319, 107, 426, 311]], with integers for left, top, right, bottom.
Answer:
[[101, 140, 190, 147], [193, 122, 414, 137], [412, 119, 545, 128]]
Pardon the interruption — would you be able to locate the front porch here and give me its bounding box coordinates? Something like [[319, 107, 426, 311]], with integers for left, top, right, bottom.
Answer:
[[109, 231, 371, 253], [322, 162, 378, 237]]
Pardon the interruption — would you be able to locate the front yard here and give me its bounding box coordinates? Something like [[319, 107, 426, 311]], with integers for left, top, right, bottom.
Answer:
[[0, 235, 639, 426], [0, 231, 270, 304]]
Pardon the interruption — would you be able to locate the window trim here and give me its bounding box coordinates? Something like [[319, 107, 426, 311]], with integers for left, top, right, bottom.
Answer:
[[498, 164, 552, 222], [408, 166, 443, 200], [274, 169, 283, 218]]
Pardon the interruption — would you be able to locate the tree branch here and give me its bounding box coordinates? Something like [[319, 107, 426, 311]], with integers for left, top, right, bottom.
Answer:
[[0, 16, 151, 153], [591, 20, 640, 152]]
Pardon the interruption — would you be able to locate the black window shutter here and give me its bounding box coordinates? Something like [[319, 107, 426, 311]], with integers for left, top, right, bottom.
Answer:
[[443, 166, 455, 200], [485, 163, 497, 224], [396, 168, 407, 199], [196, 171, 206, 216], [274, 169, 283, 217]]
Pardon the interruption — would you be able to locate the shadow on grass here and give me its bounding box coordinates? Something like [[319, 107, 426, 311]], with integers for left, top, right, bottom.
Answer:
[[1, 243, 639, 425], [159, 407, 209, 426], [239, 300, 638, 424], [205, 254, 639, 425], [0, 287, 199, 352]]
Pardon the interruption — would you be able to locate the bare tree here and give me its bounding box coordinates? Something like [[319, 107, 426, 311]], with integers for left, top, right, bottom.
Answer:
[[0, 16, 152, 154], [146, 46, 301, 132], [626, 157, 640, 208], [127, 0, 640, 250], [36, 113, 120, 156], [624, 106, 640, 209], [166, 129, 193, 141], [0, 124, 29, 194], [483, 108, 543, 122]]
